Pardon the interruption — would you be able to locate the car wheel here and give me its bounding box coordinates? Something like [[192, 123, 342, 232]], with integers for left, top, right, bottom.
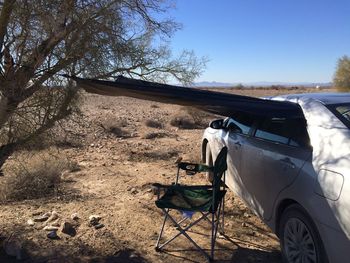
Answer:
[[205, 144, 214, 182], [279, 204, 328, 263]]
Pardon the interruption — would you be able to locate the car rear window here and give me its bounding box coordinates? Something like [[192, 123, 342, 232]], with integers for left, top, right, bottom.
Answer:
[[254, 117, 310, 148], [328, 103, 350, 128]]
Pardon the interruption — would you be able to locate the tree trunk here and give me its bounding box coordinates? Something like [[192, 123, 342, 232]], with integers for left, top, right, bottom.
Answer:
[[0, 143, 16, 175], [0, 96, 9, 128]]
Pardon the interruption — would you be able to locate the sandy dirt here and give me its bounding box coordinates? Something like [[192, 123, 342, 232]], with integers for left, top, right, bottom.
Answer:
[[0, 87, 330, 262]]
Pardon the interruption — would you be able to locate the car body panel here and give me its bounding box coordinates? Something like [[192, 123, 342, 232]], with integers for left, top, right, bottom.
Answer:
[[240, 136, 311, 220], [202, 93, 350, 263]]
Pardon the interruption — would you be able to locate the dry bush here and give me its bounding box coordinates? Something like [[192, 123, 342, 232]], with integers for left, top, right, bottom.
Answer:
[[170, 107, 213, 129], [99, 115, 130, 138], [143, 132, 169, 139], [0, 151, 72, 201], [185, 107, 214, 128], [150, 104, 160, 108], [144, 119, 163, 129], [170, 112, 196, 129]]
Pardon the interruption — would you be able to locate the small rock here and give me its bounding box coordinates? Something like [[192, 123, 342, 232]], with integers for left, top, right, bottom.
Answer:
[[89, 215, 101, 222], [88, 215, 101, 226], [32, 211, 42, 216], [61, 221, 76, 236], [90, 143, 95, 147], [71, 213, 79, 220], [27, 219, 35, 226], [33, 213, 50, 222], [43, 226, 59, 231], [47, 211, 59, 222], [241, 222, 247, 227], [47, 231, 59, 240], [51, 220, 60, 227], [94, 223, 104, 229], [243, 212, 251, 218]]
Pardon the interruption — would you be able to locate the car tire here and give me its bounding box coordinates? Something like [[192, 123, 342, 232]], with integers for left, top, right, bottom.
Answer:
[[279, 204, 328, 263], [205, 144, 214, 182]]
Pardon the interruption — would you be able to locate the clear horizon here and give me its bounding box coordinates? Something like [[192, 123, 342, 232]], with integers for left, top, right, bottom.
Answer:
[[169, 0, 350, 83]]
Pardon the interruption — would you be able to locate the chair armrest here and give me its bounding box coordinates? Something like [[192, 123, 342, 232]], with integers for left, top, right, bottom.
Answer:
[[178, 162, 212, 175]]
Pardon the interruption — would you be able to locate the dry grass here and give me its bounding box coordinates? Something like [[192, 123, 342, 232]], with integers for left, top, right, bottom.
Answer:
[[0, 151, 72, 201], [144, 119, 163, 129], [170, 107, 213, 129], [99, 115, 130, 137], [142, 132, 169, 139]]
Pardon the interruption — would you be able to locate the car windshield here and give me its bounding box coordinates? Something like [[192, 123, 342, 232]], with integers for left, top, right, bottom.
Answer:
[[329, 103, 350, 128]]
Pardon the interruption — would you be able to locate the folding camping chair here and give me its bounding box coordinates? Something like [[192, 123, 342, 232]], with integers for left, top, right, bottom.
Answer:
[[152, 146, 228, 262]]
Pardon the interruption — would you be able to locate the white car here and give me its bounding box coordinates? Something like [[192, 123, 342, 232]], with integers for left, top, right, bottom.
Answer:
[[201, 93, 350, 263]]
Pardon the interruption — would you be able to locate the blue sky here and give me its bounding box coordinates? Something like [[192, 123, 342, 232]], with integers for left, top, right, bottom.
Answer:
[[168, 0, 350, 83]]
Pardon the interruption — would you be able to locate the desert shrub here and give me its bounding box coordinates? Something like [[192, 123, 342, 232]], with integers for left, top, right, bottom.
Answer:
[[145, 119, 163, 129], [185, 107, 214, 128], [170, 107, 214, 129], [143, 132, 169, 139], [150, 104, 160, 108], [0, 151, 71, 201], [100, 115, 130, 137], [170, 114, 196, 129]]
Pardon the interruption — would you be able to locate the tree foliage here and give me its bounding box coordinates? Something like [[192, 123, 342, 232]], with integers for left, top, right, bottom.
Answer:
[[0, 0, 207, 170], [333, 55, 350, 92]]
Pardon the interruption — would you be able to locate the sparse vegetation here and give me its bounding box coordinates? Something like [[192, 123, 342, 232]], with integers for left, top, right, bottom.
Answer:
[[145, 119, 163, 129], [100, 116, 130, 138], [143, 132, 169, 139], [0, 151, 71, 201], [170, 113, 197, 129], [170, 107, 214, 129], [334, 55, 350, 92]]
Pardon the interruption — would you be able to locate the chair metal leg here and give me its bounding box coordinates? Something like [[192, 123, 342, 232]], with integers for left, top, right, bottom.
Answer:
[[220, 197, 225, 235], [156, 208, 169, 249], [157, 210, 210, 249], [160, 211, 211, 261], [211, 211, 215, 260]]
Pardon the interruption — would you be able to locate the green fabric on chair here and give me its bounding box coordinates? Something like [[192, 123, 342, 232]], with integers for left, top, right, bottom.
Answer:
[[155, 185, 226, 212]]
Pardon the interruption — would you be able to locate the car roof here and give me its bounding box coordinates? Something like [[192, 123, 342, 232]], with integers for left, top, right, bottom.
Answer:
[[269, 92, 350, 105]]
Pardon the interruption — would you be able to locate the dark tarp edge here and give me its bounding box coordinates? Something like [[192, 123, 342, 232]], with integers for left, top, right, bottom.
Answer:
[[69, 76, 305, 119]]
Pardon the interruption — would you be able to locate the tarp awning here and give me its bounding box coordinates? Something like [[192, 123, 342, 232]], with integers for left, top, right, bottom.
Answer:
[[70, 76, 304, 119]]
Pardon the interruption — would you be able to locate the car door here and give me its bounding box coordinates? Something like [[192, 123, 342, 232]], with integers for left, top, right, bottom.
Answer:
[[240, 117, 312, 220], [222, 115, 255, 199]]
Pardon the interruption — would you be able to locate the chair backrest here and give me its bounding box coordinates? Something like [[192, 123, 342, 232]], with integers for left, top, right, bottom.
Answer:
[[212, 146, 228, 196]]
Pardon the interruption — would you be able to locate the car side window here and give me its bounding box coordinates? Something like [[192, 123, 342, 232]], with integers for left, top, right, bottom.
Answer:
[[255, 117, 310, 148], [224, 113, 254, 135]]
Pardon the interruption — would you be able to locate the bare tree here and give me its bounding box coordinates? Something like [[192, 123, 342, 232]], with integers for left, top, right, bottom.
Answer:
[[0, 0, 207, 171]]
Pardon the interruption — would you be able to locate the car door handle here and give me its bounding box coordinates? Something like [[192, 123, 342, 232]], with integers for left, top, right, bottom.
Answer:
[[279, 158, 296, 169], [234, 141, 241, 147]]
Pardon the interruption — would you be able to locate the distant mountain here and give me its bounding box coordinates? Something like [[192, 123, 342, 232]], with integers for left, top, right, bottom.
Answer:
[[194, 81, 234, 87], [194, 81, 332, 88]]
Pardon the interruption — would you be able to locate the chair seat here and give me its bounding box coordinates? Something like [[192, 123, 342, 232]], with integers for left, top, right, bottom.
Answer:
[[155, 185, 226, 212]]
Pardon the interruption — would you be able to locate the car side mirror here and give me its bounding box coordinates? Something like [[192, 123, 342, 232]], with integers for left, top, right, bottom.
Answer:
[[209, 119, 224, 129]]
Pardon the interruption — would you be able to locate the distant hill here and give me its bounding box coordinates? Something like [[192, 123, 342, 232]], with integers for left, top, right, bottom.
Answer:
[[194, 81, 332, 88]]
